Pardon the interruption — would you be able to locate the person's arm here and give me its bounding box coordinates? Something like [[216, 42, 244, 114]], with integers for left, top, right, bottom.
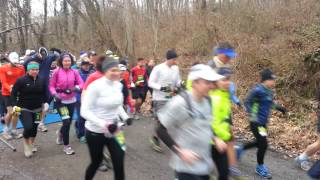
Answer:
[[0, 66, 12, 94], [272, 103, 287, 114], [11, 78, 22, 105], [121, 81, 129, 104], [230, 82, 241, 105], [49, 70, 58, 96], [156, 123, 180, 153], [244, 87, 259, 114], [80, 83, 106, 128], [74, 70, 84, 89], [148, 66, 161, 90]]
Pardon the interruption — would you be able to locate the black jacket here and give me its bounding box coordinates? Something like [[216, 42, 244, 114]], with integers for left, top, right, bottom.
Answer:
[[11, 74, 47, 110]]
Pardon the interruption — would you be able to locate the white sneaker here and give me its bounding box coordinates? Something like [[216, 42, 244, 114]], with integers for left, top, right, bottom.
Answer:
[[2, 131, 13, 140], [56, 130, 63, 145], [11, 130, 23, 139], [31, 144, 38, 153], [38, 123, 48, 132], [23, 141, 32, 158], [63, 146, 75, 155]]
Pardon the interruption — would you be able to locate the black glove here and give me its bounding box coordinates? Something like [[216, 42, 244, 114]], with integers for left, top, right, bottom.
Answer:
[[107, 123, 118, 134], [160, 86, 171, 93], [126, 118, 133, 126], [276, 106, 287, 115]]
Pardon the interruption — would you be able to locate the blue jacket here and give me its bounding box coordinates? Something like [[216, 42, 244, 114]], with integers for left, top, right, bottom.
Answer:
[[76, 68, 93, 101], [244, 84, 276, 125]]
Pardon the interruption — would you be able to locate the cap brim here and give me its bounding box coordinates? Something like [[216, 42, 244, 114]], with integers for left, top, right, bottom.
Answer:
[[224, 51, 237, 59]]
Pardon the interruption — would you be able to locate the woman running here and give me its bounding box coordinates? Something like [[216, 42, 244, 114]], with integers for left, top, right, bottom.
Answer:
[[11, 61, 48, 158], [49, 53, 83, 155], [81, 57, 131, 180]]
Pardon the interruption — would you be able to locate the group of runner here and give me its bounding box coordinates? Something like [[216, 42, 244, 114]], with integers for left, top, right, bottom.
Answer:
[[0, 42, 320, 180]]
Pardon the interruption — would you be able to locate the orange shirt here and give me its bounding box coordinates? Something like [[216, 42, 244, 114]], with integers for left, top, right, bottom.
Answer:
[[0, 64, 25, 96]]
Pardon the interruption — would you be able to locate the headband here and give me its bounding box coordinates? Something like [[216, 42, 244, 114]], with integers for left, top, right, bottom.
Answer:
[[27, 63, 39, 71]]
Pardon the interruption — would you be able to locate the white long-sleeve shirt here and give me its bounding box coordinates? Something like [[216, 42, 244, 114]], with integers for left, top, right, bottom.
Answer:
[[81, 76, 129, 133], [148, 62, 181, 101]]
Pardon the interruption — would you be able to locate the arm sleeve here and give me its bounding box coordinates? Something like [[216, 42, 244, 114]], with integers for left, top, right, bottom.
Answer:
[[230, 83, 240, 104], [156, 123, 179, 153], [80, 83, 106, 128], [118, 105, 129, 121], [244, 88, 259, 113], [11, 78, 22, 105], [49, 70, 58, 95], [148, 67, 161, 90], [0, 67, 10, 94]]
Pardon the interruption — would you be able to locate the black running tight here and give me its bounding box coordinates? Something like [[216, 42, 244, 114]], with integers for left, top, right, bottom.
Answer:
[[85, 130, 125, 180], [243, 122, 268, 165]]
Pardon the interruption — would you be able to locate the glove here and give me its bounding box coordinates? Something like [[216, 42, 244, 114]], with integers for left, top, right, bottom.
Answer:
[[106, 122, 118, 135], [126, 118, 133, 126], [236, 102, 243, 109], [276, 106, 288, 115], [42, 103, 49, 112], [73, 85, 81, 92], [13, 106, 21, 113], [160, 86, 171, 93]]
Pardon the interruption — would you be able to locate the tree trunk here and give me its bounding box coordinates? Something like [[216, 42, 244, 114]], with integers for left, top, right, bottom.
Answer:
[[0, 0, 8, 51]]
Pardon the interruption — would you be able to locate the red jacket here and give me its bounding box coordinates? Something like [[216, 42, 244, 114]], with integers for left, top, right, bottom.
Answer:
[[0, 64, 25, 96]]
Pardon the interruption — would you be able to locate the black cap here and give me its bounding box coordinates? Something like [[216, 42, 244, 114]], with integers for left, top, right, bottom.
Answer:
[[261, 69, 276, 82], [218, 67, 233, 77], [166, 50, 178, 60]]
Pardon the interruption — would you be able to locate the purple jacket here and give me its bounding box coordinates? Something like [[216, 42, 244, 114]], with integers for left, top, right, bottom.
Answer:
[[49, 68, 84, 100]]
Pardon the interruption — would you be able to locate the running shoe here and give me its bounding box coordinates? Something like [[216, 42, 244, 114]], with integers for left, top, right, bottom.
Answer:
[[79, 136, 87, 144], [149, 137, 162, 153], [294, 156, 312, 171], [98, 163, 109, 172], [255, 164, 272, 179], [11, 130, 23, 139], [38, 123, 48, 132], [56, 130, 63, 145], [2, 131, 13, 140], [63, 146, 75, 155], [23, 141, 32, 158], [229, 166, 249, 180], [31, 144, 38, 153]]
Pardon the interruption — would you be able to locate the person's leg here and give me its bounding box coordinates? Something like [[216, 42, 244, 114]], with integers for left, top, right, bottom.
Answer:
[[74, 100, 81, 139], [251, 125, 268, 165], [243, 123, 259, 150], [212, 145, 229, 180], [106, 137, 125, 180], [61, 103, 75, 146], [20, 111, 34, 157], [85, 130, 105, 180]]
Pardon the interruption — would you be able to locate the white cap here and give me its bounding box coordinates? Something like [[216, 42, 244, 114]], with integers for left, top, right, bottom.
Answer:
[[8, 52, 20, 64], [118, 64, 127, 71], [188, 64, 224, 81], [105, 50, 113, 56], [25, 49, 31, 56]]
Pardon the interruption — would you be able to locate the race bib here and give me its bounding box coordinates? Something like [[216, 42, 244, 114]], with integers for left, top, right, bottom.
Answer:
[[115, 131, 126, 151], [34, 112, 41, 124], [59, 106, 70, 120], [258, 126, 267, 137]]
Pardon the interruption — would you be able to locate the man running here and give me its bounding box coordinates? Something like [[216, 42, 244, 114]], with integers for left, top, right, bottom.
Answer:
[[148, 49, 181, 152], [131, 58, 148, 119], [0, 52, 25, 139]]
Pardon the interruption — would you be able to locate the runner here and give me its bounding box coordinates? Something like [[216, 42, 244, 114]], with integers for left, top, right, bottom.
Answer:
[[156, 64, 226, 180], [148, 49, 181, 152], [11, 61, 48, 158], [146, 59, 155, 95], [0, 52, 25, 140], [131, 58, 148, 119], [49, 53, 84, 155], [236, 69, 287, 179], [295, 88, 320, 171], [75, 60, 93, 144], [24, 47, 61, 132], [210, 67, 247, 180], [81, 57, 132, 180]]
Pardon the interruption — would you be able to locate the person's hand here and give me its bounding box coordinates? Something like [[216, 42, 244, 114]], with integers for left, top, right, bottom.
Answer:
[[42, 103, 49, 112], [12, 106, 21, 113], [160, 86, 171, 93], [176, 148, 200, 164], [105, 122, 119, 135], [213, 137, 227, 153]]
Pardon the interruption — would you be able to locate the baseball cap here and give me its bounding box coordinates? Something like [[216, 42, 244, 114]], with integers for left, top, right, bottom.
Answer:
[[8, 52, 19, 64], [188, 64, 224, 81], [118, 64, 127, 71]]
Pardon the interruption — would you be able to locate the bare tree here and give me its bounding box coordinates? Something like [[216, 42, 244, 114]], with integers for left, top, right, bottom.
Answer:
[[0, 0, 8, 51]]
